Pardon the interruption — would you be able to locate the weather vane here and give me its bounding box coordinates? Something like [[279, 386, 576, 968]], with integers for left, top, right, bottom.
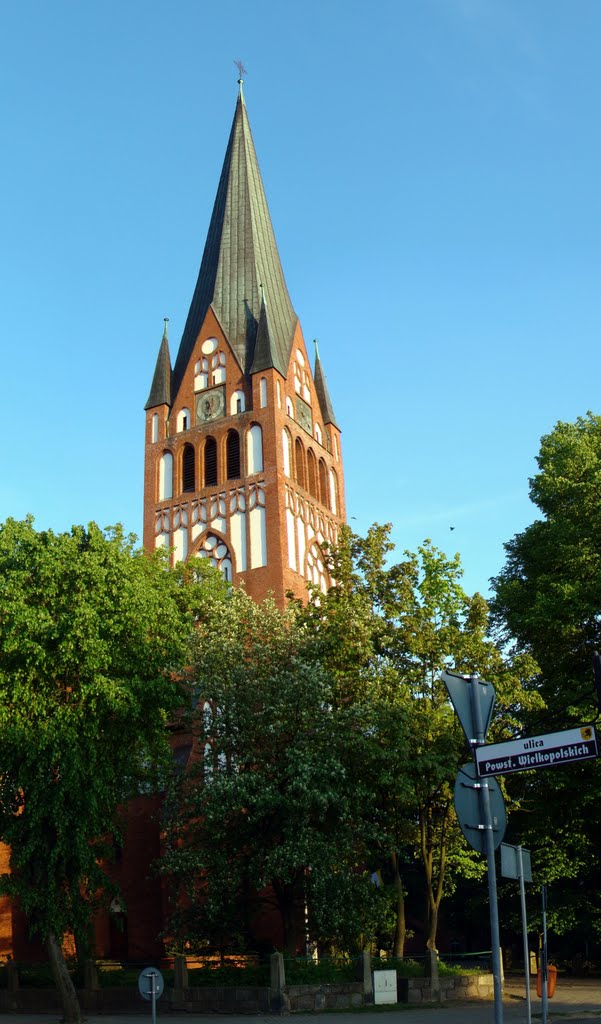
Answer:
[[234, 59, 247, 81]]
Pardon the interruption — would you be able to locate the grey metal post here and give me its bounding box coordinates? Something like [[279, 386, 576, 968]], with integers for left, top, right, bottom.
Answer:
[[517, 846, 531, 1024], [541, 885, 548, 1024], [470, 673, 503, 1024], [150, 970, 157, 1024]]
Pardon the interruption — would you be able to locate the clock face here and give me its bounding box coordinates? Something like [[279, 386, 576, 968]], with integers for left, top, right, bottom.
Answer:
[[295, 395, 313, 435], [196, 387, 225, 424]]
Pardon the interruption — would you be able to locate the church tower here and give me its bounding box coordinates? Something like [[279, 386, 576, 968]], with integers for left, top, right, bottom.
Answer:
[[143, 82, 345, 604]]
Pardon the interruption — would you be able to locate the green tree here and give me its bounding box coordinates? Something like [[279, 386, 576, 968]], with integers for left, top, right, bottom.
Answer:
[[0, 517, 219, 1024], [491, 413, 601, 947], [162, 588, 382, 956], [492, 412, 601, 712], [305, 526, 539, 953]]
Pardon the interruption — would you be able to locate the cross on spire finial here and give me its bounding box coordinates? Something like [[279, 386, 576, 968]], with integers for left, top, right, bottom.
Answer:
[[234, 59, 247, 84]]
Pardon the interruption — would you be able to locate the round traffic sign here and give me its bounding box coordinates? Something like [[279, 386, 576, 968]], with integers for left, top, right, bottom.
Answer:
[[138, 966, 164, 1001], [454, 762, 506, 854]]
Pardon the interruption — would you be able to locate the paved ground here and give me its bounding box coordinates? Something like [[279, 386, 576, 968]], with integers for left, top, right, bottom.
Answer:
[[0, 978, 598, 1023]]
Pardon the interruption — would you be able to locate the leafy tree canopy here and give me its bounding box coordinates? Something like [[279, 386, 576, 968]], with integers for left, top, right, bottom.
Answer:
[[162, 587, 384, 957], [0, 517, 223, 1022], [491, 412, 601, 719]]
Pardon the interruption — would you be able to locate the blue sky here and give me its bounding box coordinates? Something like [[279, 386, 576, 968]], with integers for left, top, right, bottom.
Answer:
[[2, 0, 600, 597]]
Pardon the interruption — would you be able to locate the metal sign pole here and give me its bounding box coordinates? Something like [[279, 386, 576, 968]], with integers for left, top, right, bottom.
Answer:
[[517, 846, 531, 1024], [541, 886, 548, 1024], [470, 674, 503, 1024], [150, 970, 157, 1024]]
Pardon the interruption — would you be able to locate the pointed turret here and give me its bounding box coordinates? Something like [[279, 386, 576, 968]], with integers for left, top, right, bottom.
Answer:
[[172, 85, 297, 392], [145, 319, 172, 409], [251, 285, 276, 374], [313, 340, 338, 428]]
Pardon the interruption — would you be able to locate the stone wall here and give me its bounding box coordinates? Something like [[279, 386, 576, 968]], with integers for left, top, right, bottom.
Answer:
[[400, 973, 495, 1002]]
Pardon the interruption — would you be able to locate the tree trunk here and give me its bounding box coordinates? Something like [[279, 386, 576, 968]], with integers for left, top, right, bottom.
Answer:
[[273, 879, 299, 955], [391, 851, 406, 958], [47, 930, 82, 1024], [426, 906, 439, 951]]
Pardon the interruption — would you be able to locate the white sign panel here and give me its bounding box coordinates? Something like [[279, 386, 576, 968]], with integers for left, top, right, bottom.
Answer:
[[373, 970, 397, 1005], [475, 725, 598, 777]]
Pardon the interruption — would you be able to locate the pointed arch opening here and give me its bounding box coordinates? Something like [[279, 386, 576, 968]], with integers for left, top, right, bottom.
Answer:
[[318, 458, 329, 508], [246, 423, 263, 475], [329, 468, 339, 515], [194, 532, 233, 583], [204, 437, 218, 487], [159, 451, 173, 501], [282, 428, 292, 478], [295, 437, 306, 491], [182, 443, 195, 493], [307, 448, 318, 499], [227, 429, 241, 480]]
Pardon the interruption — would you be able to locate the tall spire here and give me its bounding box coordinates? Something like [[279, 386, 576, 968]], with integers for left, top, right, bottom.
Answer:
[[144, 319, 172, 409], [313, 339, 338, 428], [171, 87, 297, 393]]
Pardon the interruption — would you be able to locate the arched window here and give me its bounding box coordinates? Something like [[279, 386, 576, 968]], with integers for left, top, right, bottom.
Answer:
[[259, 377, 268, 408], [177, 407, 191, 432], [286, 396, 294, 418], [230, 390, 245, 414], [204, 437, 217, 487], [319, 458, 329, 508], [329, 468, 339, 515], [194, 358, 209, 391], [227, 429, 241, 480], [212, 350, 226, 385], [282, 428, 292, 478], [246, 424, 263, 474], [182, 443, 195, 492], [307, 449, 318, 499], [195, 532, 233, 582], [295, 437, 306, 490], [151, 414, 159, 443], [314, 422, 323, 446], [159, 451, 173, 501]]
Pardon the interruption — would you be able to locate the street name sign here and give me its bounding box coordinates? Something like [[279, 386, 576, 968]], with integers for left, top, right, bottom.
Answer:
[[475, 725, 598, 778]]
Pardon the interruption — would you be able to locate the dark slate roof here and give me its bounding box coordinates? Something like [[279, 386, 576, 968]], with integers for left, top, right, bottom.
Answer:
[[172, 84, 298, 394], [314, 343, 338, 429], [145, 323, 172, 410]]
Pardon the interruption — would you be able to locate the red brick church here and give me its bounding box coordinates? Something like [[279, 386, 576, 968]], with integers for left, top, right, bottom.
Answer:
[[0, 81, 345, 962]]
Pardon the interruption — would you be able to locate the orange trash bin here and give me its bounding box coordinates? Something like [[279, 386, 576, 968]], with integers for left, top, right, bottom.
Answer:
[[537, 965, 557, 998]]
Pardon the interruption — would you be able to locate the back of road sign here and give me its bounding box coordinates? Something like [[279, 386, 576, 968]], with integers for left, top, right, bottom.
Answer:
[[454, 762, 506, 854], [501, 842, 532, 882], [442, 671, 496, 746]]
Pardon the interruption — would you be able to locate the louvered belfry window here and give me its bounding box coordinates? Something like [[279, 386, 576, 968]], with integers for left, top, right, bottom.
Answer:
[[182, 444, 195, 492], [204, 437, 218, 487], [226, 429, 241, 480]]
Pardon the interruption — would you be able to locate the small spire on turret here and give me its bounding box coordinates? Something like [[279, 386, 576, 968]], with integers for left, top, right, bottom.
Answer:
[[163, 317, 169, 340], [259, 282, 266, 307], [313, 338, 320, 359]]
